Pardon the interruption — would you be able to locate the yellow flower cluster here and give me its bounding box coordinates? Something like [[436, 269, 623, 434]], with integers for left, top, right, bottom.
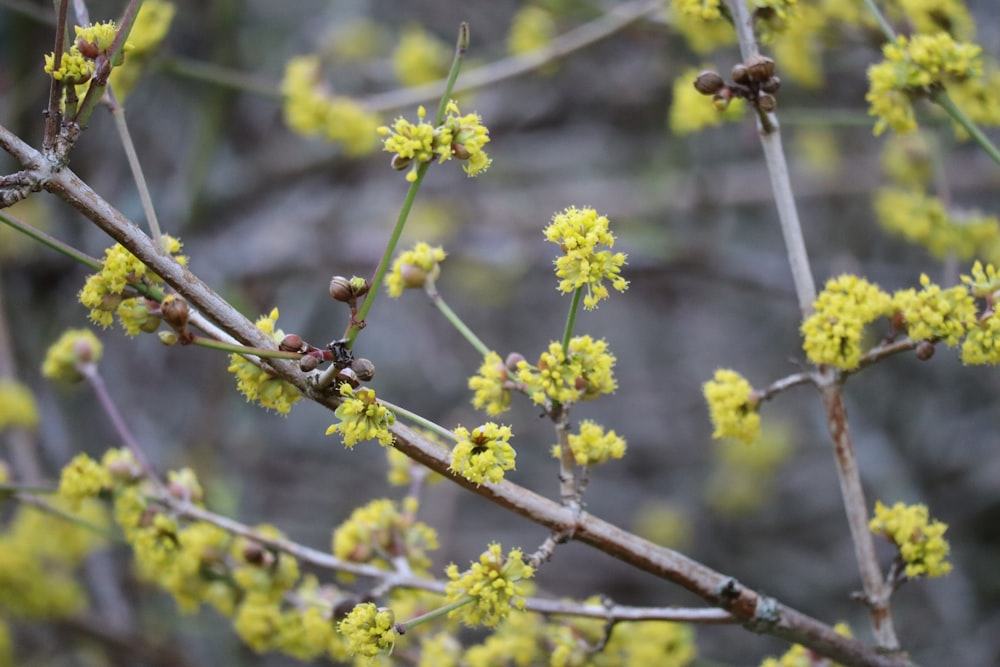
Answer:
[[893, 274, 976, 346], [377, 100, 491, 182], [866, 32, 983, 135], [444, 543, 534, 627], [0, 498, 106, 618], [801, 275, 894, 370], [280, 55, 380, 156], [669, 0, 736, 54], [869, 501, 952, 578], [109, 0, 176, 100], [554, 419, 627, 466], [332, 497, 439, 573], [958, 262, 1000, 364], [875, 187, 1000, 262], [392, 24, 449, 87], [669, 67, 746, 135], [702, 369, 761, 445], [468, 351, 513, 416], [338, 603, 397, 658], [543, 206, 629, 309], [463, 609, 543, 666], [0, 380, 39, 431], [386, 242, 446, 297], [325, 383, 396, 446], [57, 453, 112, 507], [41, 328, 103, 383], [516, 335, 617, 407], [450, 422, 517, 486], [43, 49, 93, 84], [760, 621, 852, 666], [507, 6, 556, 56], [896, 0, 974, 40], [79, 235, 186, 329], [228, 308, 302, 414]]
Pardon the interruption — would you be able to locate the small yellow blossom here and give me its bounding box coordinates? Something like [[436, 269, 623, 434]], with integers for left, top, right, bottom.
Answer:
[[338, 602, 396, 658], [450, 423, 516, 486], [960, 260, 1000, 298], [386, 242, 446, 297], [228, 308, 302, 414], [507, 6, 556, 56], [57, 453, 112, 506], [332, 498, 438, 572], [760, 621, 852, 666], [468, 351, 512, 415], [392, 24, 449, 86], [280, 55, 380, 156], [702, 369, 760, 445], [543, 206, 628, 309], [43, 48, 93, 84], [553, 420, 626, 466], [892, 274, 976, 346], [325, 383, 395, 447], [41, 328, 102, 383], [377, 100, 491, 181], [516, 336, 617, 407], [444, 543, 534, 627], [869, 501, 952, 578], [0, 380, 39, 431], [75, 21, 122, 55], [866, 33, 983, 136], [801, 275, 894, 369], [234, 593, 283, 653]]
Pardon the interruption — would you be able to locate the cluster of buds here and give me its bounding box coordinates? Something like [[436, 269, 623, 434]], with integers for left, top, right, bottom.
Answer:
[[330, 275, 370, 331], [694, 55, 780, 113], [279, 333, 375, 384]]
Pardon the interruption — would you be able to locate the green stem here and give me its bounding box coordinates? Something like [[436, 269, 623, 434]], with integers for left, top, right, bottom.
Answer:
[[192, 335, 301, 360], [931, 89, 1000, 168], [108, 89, 164, 245], [378, 398, 456, 443], [0, 212, 101, 269], [398, 596, 474, 631], [425, 280, 491, 357], [561, 287, 583, 354], [860, 0, 897, 42], [345, 23, 470, 347]]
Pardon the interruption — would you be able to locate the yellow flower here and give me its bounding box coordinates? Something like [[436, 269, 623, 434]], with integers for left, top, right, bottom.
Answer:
[[870, 501, 952, 578], [760, 621, 852, 666], [332, 498, 438, 573], [0, 380, 39, 431], [801, 274, 893, 370], [516, 336, 617, 407], [444, 543, 533, 627], [392, 24, 449, 86], [554, 420, 626, 466], [57, 453, 112, 507], [325, 383, 395, 447], [338, 602, 396, 658], [507, 6, 556, 56], [468, 351, 512, 416], [386, 242, 446, 297], [41, 329, 103, 383], [543, 206, 628, 309], [892, 274, 976, 346], [227, 308, 302, 414], [702, 369, 760, 445], [450, 423, 516, 486]]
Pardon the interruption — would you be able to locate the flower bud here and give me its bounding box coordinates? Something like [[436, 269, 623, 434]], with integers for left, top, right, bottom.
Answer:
[[761, 76, 781, 94], [916, 340, 935, 361], [451, 142, 471, 160], [336, 367, 360, 388], [757, 93, 777, 113], [158, 331, 178, 345], [746, 55, 775, 82], [280, 334, 305, 353], [504, 352, 525, 372], [77, 38, 100, 59], [299, 354, 320, 372], [351, 358, 375, 382], [731, 63, 750, 85], [694, 70, 725, 95], [391, 155, 413, 171], [160, 295, 190, 331], [348, 276, 370, 298], [329, 276, 354, 302], [399, 263, 428, 289]]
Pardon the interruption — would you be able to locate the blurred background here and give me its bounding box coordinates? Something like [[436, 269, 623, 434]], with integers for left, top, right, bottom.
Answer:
[[1, 0, 999, 665]]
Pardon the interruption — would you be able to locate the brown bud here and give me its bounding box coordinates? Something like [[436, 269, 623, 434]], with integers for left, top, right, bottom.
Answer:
[[694, 70, 726, 95], [731, 63, 750, 85], [348, 276, 370, 298], [451, 142, 471, 160], [299, 354, 320, 372], [160, 295, 190, 331], [915, 340, 936, 361], [757, 93, 777, 113], [504, 352, 525, 372], [77, 38, 100, 59], [351, 358, 375, 382], [399, 264, 428, 289], [746, 55, 775, 82], [73, 337, 97, 364], [336, 367, 360, 388], [761, 76, 781, 94], [329, 276, 353, 302], [242, 541, 267, 566], [280, 334, 305, 353]]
